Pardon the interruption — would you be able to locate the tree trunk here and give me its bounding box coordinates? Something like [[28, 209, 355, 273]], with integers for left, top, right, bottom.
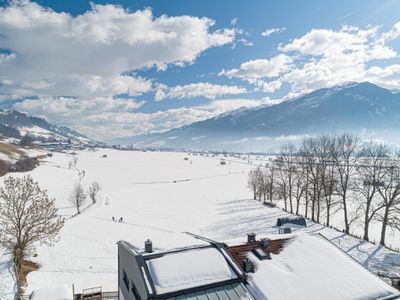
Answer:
[[363, 200, 371, 241], [317, 189, 321, 223], [342, 189, 350, 234], [380, 208, 389, 246], [343, 201, 349, 233], [14, 245, 24, 298], [311, 197, 315, 222], [326, 205, 330, 227]]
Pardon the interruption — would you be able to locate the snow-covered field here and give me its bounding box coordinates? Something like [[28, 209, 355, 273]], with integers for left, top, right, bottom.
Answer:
[[0, 149, 400, 299]]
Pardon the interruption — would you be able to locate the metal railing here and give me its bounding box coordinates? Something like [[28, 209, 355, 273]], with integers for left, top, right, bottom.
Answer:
[[73, 291, 118, 300]]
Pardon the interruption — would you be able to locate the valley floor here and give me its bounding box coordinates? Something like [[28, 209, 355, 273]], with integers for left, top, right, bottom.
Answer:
[[0, 149, 400, 299]]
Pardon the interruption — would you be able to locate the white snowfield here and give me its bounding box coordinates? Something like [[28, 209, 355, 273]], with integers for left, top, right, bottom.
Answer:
[[19, 126, 55, 139], [146, 247, 237, 294], [0, 149, 399, 300]]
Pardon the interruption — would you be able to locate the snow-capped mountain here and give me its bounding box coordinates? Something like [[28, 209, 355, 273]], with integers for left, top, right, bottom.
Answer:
[[0, 109, 89, 143], [119, 82, 400, 152]]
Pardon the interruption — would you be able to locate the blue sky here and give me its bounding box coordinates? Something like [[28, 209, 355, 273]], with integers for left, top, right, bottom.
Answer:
[[1, 0, 400, 140]]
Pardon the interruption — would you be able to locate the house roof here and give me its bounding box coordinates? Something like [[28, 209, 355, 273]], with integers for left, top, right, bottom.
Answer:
[[119, 241, 249, 299], [241, 234, 400, 300], [162, 282, 254, 300], [145, 247, 238, 295], [226, 237, 291, 270]]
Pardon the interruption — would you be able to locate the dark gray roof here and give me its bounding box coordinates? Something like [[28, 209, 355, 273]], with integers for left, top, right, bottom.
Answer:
[[162, 282, 255, 300]]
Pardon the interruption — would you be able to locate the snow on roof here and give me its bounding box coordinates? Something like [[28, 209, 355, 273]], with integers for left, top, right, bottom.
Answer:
[[146, 247, 238, 295], [247, 234, 400, 300], [30, 284, 73, 300]]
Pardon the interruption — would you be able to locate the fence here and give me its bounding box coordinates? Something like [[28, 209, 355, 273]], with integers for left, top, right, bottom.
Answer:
[[74, 291, 118, 300], [23, 290, 118, 300]]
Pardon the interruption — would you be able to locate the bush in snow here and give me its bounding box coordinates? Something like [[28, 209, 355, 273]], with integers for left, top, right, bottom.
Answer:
[[88, 182, 101, 204], [69, 182, 87, 214]]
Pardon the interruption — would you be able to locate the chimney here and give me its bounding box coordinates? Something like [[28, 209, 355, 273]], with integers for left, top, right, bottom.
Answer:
[[247, 233, 256, 243], [260, 238, 271, 248], [242, 258, 254, 273], [144, 239, 153, 253]]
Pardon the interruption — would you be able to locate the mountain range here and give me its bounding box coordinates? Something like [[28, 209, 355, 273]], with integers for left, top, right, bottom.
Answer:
[[115, 82, 400, 152], [0, 109, 89, 143]]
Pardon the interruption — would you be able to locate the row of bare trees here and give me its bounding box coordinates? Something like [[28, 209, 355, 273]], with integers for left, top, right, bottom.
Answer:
[[69, 181, 101, 214], [248, 133, 400, 246]]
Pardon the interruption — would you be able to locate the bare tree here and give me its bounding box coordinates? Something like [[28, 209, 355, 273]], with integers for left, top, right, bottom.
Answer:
[[292, 161, 306, 215], [265, 162, 276, 202], [296, 152, 311, 218], [377, 158, 400, 246], [73, 155, 78, 167], [275, 143, 297, 212], [247, 167, 262, 200], [69, 182, 86, 214], [355, 142, 389, 241], [88, 182, 101, 204], [0, 176, 64, 295], [321, 161, 338, 226], [329, 133, 360, 234], [300, 137, 327, 222]]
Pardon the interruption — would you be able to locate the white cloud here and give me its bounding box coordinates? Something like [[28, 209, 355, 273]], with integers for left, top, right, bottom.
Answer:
[[275, 134, 309, 142], [256, 79, 283, 93], [14, 96, 144, 117], [154, 82, 247, 101], [219, 54, 293, 80], [261, 27, 286, 37], [22, 80, 53, 90], [13, 96, 267, 140], [222, 138, 249, 145], [238, 38, 253, 47], [87, 75, 152, 96], [0, 2, 235, 99], [223, 23, 400, 95], [279, 25, 399, 93], [0, 52, 16, 63], [219, 54, 292, 93], [381, 21, 400, 41]]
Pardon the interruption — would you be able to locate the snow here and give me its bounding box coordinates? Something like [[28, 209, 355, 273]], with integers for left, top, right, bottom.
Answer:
[[0, 149, 399, 299], [247, 234, 399, 300], [19, 126, 56, 139], [146, 247, 237, 294], [0, 141, 46, 163], [30, 284, 73, 300], [0, 252, 15, 300]]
